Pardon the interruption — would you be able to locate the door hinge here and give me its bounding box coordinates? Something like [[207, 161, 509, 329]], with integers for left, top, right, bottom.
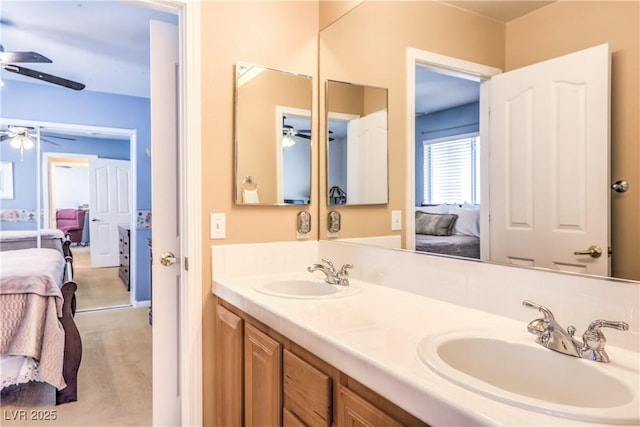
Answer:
[[184, 256, 189, 271]]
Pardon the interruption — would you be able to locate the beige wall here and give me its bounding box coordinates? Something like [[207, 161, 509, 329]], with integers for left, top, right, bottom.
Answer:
[[200, 2, 318, 424], [318, 1, 505, 243], [319, 0, 364, 30], [506, 0, 639, 279]]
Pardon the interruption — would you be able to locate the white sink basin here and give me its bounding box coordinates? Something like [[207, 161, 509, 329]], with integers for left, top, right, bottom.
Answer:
[[417, 330, 639, 425], [254, 279, 359, 299]]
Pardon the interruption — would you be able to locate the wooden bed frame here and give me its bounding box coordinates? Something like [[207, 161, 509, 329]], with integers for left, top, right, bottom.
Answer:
[[0, 237, 82, 405], [57, 239, 82, 404]]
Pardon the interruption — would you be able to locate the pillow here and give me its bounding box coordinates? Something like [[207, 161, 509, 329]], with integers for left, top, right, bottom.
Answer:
[[416, 204, 449, 214], [449, 207, 480, 237], [415, 211, 458, 236]]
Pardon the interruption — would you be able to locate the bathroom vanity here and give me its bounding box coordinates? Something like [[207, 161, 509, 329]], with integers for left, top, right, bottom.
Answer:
[[212, 241, 640, 426], [216, 298, 425, 426]]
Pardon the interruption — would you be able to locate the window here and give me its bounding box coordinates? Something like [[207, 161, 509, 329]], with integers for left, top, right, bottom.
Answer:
[[423, 136, 480, 204]]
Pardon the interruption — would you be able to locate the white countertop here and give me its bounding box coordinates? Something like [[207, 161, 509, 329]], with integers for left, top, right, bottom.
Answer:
[[212, 272, 640, 426]]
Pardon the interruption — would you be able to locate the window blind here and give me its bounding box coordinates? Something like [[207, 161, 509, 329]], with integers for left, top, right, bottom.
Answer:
[[423, 136, 480, 204]]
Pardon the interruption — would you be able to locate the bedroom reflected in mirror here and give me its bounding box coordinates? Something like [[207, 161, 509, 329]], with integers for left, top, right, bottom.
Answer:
[[326, 80, 388, 206], [235, 62, 313, 205]]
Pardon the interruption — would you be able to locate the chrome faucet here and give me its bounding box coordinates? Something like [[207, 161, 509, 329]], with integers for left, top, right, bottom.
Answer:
[[523, 300, 629, 363], [307, 258, 353, 286]]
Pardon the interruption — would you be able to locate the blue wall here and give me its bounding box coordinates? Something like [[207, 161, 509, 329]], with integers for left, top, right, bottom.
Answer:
[[415, 102, 479, 205], [1, 79, 152, 302]]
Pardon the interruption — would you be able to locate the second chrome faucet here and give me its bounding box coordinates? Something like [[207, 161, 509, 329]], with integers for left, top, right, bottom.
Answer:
[[308, 258, 353, 286], [523, 300, 629, 363]]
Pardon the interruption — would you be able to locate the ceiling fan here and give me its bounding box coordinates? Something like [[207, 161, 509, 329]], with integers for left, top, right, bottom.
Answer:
[[282, 116, 311, 141], [282, 116, 334, 142], [0, 44, 85, 91], [1, 125, 76, 160]]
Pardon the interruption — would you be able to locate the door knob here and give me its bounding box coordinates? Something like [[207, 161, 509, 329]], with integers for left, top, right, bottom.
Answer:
[[159, 251, 177, 266], [611, 180, 629, 193], [574, 245, 603, 258]]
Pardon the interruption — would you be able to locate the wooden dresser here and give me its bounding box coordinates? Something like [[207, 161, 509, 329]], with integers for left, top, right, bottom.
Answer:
[[118, 224, 130, 291]]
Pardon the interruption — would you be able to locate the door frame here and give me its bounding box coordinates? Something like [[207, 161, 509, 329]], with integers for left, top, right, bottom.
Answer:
[[42, 152, 97, 230], [405, 48, 501, 258]]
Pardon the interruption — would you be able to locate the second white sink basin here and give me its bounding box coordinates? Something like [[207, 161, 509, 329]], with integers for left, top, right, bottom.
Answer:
[[254, 279, 359, 299], [417, 330, 639, 425]]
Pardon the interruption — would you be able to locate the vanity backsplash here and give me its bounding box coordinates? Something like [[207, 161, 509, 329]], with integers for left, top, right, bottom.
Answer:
[[211, 239, 639, 352]]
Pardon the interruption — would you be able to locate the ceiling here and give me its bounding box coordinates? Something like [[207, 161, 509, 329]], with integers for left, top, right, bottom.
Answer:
[[0, 0, 177, 98], [441, 0, 555, 23], [0, 1, 552, 112]]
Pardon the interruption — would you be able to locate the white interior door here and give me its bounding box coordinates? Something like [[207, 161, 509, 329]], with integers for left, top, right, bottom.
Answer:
[[346, 109, 388, 204], [150, 19, 181, 425], [489, 44, 610, 276], [88, 158, 131, 268]]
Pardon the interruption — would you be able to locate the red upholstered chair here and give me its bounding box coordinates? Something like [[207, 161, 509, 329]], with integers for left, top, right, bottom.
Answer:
[[56, 209, 86, 244]]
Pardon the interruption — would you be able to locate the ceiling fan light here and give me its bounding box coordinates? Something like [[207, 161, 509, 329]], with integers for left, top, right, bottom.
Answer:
[[9, 135, 23, 149], [22, 135, 34, 149], [282, 134, 295, 149], [9, 134, 34, 150]]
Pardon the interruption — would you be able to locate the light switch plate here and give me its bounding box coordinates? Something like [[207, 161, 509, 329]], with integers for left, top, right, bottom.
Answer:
[[210, 213, 226, 239], [391, 210, 402, 231]]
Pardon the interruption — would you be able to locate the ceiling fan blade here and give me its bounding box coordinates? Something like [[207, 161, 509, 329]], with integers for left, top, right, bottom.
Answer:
[[295, 134, 311, 140], [0, 135, 10, 142], [42, 138, 61, 146], [42, 134, 76, 141], [0, 51, 52, 63], [2, 64, 85, 91]]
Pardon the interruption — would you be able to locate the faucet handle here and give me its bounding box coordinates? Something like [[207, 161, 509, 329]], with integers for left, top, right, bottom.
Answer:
[[581, 320, 629, 362], [583, 320, 629, 346], [321, 258, 336, 271], [522, 300, 555, 320], [339, 263, 353, 274]]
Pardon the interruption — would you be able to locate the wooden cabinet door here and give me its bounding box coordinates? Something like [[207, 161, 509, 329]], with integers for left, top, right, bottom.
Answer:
[[337, 386, 404, 427], [215, 304, 244, 427], [245, 323, 282, 427]]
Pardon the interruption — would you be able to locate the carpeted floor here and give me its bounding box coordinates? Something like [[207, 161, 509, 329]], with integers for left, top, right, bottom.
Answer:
[[1, 307, 152, 426], [72, 246, 130, 310]]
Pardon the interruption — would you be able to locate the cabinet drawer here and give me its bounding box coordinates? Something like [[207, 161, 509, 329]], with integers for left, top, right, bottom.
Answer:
[[337, 385, 404, 427], [283, 408, 306, 427], [283, 349, 332, 427]]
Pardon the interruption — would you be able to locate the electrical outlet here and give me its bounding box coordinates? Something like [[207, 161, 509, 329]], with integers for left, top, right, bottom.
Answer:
[[210, 213, 226, 239], [391, 210, 402, 231]]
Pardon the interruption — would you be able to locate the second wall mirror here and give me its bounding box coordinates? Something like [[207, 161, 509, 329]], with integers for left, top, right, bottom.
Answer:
[[326, 80, 389, 206], [235, 62, 313, 206]]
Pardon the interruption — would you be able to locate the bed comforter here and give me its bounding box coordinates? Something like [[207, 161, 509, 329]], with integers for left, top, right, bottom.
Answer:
[[0, 248, 66, 390]]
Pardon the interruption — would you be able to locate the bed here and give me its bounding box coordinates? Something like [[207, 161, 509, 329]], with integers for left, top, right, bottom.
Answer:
[[0, 247, 82, 405], [0, 229, 68, 254], [415, 234, 480, 258], [415, 205, 480, 259]]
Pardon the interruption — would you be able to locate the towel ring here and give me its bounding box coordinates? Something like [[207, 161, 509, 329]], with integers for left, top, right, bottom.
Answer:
[[242, 175, 258, 190]]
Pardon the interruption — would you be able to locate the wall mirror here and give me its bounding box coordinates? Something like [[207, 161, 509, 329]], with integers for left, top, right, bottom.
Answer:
[[326, 80, 388, 206], [318, 1, 639, 282], [235, 62, 313, 206]]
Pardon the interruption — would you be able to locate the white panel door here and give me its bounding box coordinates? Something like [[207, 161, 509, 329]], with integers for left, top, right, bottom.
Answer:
[[346, 109, 388, 204], [489, 44, 610, 276], [150, 20, 181, 426], [88, 158, 131, 268]]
